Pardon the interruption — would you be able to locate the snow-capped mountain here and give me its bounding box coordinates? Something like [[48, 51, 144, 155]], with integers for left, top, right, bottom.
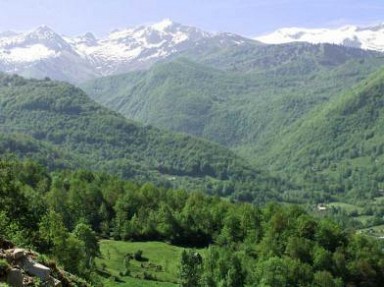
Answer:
[[256, 23, 384, 52], [0, 25, 97, 82], [4, 20, 382, 84], [0, 19, 252, 83], [66, 18, 217, 75]]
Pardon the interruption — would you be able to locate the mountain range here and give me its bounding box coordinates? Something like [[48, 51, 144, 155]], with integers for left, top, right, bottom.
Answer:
[[256, 23, 384, 52], [0, 19, 254, 83], [2, 20, 384, 83]]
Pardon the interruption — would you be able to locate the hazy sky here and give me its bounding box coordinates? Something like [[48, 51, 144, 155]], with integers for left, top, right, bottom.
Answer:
[[0, 0, 383, 37]]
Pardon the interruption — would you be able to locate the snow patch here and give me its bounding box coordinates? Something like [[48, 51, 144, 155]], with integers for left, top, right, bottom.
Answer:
[[152, 19, 173, 31], [256, 24, 384, 52], [171, 32, 189, 44], [0, 44, 58, 62]]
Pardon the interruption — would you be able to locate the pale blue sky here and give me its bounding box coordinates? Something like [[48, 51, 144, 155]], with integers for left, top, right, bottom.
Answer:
[[0, 0, 383, 37]]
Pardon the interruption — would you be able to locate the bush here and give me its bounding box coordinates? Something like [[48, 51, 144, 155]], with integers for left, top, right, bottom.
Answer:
[[134, 250, 144, 261], [0, 259, 10, 277], [143, 271, 156, 281]]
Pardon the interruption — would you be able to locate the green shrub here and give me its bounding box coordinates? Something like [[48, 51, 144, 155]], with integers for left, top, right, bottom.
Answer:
[[0, 259, 10, 277], [134, 250, 144, 261]]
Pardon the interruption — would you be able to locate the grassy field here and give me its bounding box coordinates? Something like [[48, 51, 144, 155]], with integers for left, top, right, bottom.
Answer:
[[355, 215, 375, 225], [374, 196, 384, 203], [96, 240, 186, 286], [102, 277, 177, 287], [358, 225, 384, 238], [327, 202, 363, 214]]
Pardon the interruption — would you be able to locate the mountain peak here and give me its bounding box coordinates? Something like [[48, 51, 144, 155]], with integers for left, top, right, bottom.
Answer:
[[32, 25, 56, 36], [21, 25, 76, 54], [358, 22, 384, 32], [82, 32, 97, 42], [83, 32, 96, 39], [35, 24, 53, 31]]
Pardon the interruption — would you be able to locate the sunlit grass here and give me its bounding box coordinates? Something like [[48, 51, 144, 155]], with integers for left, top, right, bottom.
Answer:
[[96, 240, 187, 286]]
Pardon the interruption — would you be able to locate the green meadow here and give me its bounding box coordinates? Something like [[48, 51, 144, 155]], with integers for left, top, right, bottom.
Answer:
[[96, 240, 191, 286]]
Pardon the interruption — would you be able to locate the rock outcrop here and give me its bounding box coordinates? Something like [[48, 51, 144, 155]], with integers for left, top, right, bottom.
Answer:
[[0, 246, 62, 287]]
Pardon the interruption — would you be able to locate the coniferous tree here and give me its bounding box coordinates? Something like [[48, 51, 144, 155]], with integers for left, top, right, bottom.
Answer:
[[179, 249, 203, 287]]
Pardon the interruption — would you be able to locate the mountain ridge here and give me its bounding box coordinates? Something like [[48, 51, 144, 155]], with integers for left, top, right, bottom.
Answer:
[[81, 45, 384, 160], [0, 20, 255, 83], [252, 66, 384, 201], [4, 20, 384, 83], [256, 23, 384, 52], [0, 72, 285, 202]]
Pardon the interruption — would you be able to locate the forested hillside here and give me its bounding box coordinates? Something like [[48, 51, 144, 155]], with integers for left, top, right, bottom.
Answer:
[[261, 68, 384, 201], [0, 73, 287, 202], [82, 43, 384, 160], [2, 159, 384, 287]]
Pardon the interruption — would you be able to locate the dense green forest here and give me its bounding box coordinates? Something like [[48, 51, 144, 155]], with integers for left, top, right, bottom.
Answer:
[[1, 159, 384, 286], [0, 73, 289, 203], [82, 43, 384, 157], [260, 68, 384, 202]]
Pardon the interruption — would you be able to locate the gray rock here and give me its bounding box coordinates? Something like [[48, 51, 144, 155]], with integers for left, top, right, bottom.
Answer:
[[53, 277, 62, 287], [12, 248, 25, 260], [7, 268, 23, 287], [21, 257, 50, 281]]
